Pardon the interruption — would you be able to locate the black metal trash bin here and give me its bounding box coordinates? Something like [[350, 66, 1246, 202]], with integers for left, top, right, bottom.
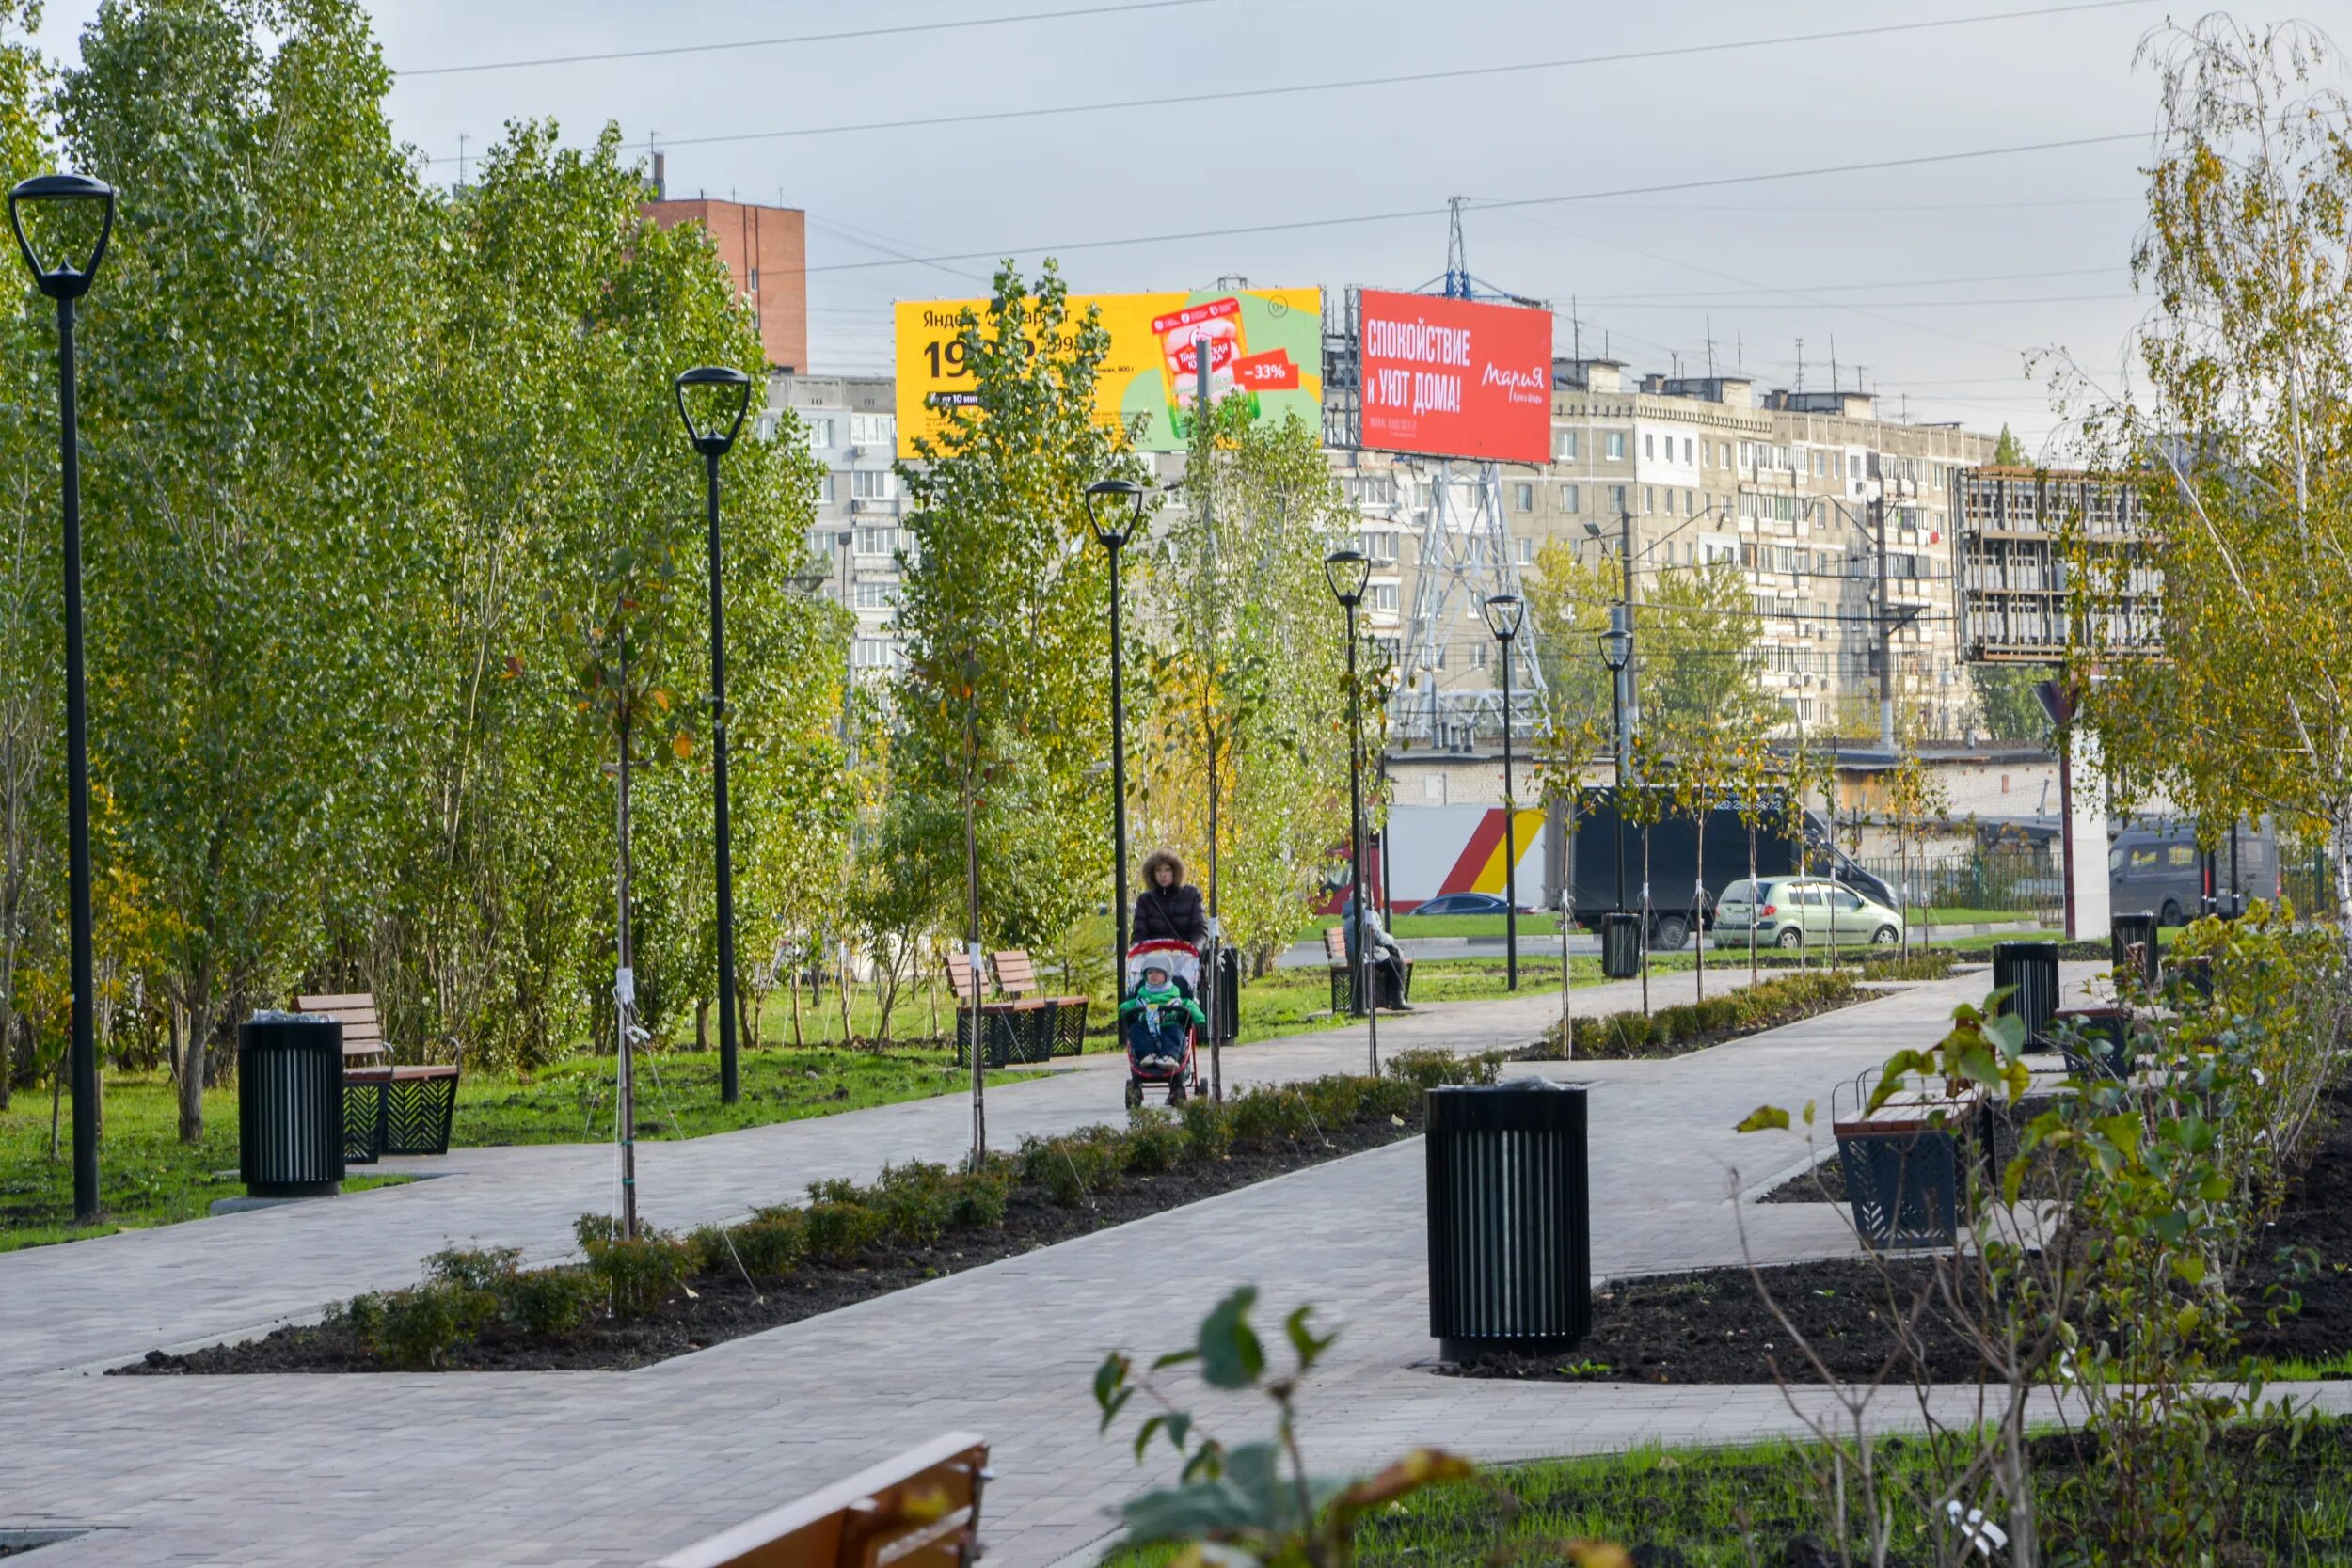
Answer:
[[238, 1012, 345, 1199], [2111, 911, 2160, 988], [1425, 1080, 1590, 1362], [1599, 912, 1642, 980], [1210, 945, 1240, 1043], [1991, 941, 2060, 1050]]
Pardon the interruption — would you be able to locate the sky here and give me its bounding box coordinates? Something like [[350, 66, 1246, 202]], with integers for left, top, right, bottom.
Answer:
[[25, 0, 2331, 454]]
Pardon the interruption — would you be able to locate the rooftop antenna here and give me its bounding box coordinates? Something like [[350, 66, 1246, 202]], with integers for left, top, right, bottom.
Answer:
[[1795, 338, 1805, 395], [1829, 334, 1840, 394], [1444, 196, 1471, 299], [1705, 317, 1717, 378], [1737, 332, 1744, 376], [1571, 297, 1581, 362], [456, 133, 468, 189]]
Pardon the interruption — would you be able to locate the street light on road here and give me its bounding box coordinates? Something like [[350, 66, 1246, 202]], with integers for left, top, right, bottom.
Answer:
[[1597, 613, 1633, 915], [10, 172, 116, 1226], [674, 364, 753, 1105], [1481, 592, 1526, 990], [1324, 548, 1378, 1071], [1087, 478, 1146, 972]]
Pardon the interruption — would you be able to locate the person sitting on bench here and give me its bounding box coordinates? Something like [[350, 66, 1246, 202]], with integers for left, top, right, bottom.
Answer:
[[1341, 897, 1408, 1008]]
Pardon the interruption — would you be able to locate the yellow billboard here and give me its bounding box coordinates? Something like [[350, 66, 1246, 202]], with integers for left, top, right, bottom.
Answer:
[[893, 286, 1323, 457]]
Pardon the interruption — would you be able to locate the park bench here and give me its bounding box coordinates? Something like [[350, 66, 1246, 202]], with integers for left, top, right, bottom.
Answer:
[[1832, 1081, 1992, 1251], [943, 952, 1054, 1069], [991, 949, 1089, 1055], [652, 1431, 989, 1568], [296, 992, 463, 1164], [1324, 925, 1412, 1014]]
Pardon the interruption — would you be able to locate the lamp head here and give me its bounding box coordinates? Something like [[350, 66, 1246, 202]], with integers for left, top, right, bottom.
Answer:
[[674, 365, 754, 456], [1597, 625, 1633, 673], [8, 173, 115, 301], [1481, 593, 1524, 641], [1581, 518, 1602, 539], [1085, 476, 1145, 549], [1323, 547, 1370, 609]]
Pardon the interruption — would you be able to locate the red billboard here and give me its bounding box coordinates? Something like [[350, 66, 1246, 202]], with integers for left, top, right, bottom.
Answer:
[[1356, 290, 1553, 465]]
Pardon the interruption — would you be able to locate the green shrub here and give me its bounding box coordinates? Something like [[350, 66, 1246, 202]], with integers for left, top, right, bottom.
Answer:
[[581, 1228, 692, 1317], [424, 1245, 522, 1293], [1604, 1012, 1653, 1052], [1358, 1075, 1419, 1121], [1181, 1096, 1234, 1163], [945, 1167, 1012, 1229], [873, 1160, 960, 1245], [1229, 1086, 1316, 1150], [1384, 1047, 1497, 1089], [499, 1267, 598, 1337], [802, 1199, 883, 1263], [806, 1176, 862, 1206], [374, 1280, 497, 1369], [1123, 1109, 1186, 1173], [1021, 1130, 1125, 1206], [728, 1208, 808, 1276], [1300, 1075, 1365, 1129]]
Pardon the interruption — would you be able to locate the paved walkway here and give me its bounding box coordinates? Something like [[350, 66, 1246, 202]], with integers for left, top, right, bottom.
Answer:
[[16, 962, 2334, 1568]]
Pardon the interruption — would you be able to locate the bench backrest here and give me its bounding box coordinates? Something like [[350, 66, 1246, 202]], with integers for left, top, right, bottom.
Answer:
[[944, 951, 986, 1005], [990, 950, 1040, 998], [1323, 927, 1350, 966], [295, 992, 389, 1065], [652, 1432, 989, 1568]]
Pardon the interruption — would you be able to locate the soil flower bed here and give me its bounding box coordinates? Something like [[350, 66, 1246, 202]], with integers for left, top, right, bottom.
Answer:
[[124, 1052, 1496, 1375], [1449, 1077, 2352, 1386], [1530, 968, 1868, 1061]]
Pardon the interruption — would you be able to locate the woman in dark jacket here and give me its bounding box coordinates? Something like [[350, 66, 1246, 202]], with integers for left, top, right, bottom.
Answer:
[[1132, 848, 1209, 946]]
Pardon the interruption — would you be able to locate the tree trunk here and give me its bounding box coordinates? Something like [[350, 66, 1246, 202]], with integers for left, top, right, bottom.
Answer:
[[695, 997, 710, 1052], [1692, 826, 1707, 1001], [1747, 825, 1760, 988], [788, 969, 804, 1050], [179, 996, 215, 1145]]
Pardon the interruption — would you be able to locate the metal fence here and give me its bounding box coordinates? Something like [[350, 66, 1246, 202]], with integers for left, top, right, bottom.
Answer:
[[1852, 850, 2061, 926]]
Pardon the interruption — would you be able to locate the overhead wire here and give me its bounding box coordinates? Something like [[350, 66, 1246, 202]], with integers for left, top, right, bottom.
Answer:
[[420, 0, 2155, 162]]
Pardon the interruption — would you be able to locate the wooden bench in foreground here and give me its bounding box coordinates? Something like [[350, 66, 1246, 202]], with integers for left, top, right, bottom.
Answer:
[[1324, 926, 1412, 1014], [297, 992, 463, 1164], [991, 949, 1089, 1055], [652, 1432, 989, 1568], [944, 953, 1053, 1068]]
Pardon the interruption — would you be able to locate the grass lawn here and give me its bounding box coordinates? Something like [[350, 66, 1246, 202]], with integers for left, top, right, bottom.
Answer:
[[1118, 1423, 2352, 1565], [1300, 913, 1566, 939], [1905, 905, 2040, 926]]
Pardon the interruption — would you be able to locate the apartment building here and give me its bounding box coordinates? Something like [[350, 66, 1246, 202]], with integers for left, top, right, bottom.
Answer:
[[641, 156, 809, 373], [1403, 359, 1995, 742], [765, 372, 905, 676]]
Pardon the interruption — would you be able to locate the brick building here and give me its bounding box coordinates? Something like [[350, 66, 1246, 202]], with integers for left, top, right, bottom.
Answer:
[[642, 158, 808, 372]]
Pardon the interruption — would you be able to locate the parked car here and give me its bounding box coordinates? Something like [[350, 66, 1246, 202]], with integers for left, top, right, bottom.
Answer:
[[1409, 892, 1531, 917], [2108, 817, 2276, 927], [1713, 877, 1905, 949]]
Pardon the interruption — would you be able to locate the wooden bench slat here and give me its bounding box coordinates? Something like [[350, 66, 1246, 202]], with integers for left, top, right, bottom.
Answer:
[[653, 1432, 989, 1568]]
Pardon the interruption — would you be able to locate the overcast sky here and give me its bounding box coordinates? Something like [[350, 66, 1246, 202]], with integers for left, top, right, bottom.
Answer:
[[27, 0, 2328, 452]]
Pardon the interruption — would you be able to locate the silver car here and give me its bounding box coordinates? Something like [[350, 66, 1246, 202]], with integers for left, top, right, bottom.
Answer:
[[1714, 877, 1905, 949]]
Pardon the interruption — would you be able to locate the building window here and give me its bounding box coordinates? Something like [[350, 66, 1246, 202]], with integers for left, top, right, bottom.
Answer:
[[850, 412, 895, 448], [1683, 436, 1693, 464], [1605, 431, 1626, 461], [852, 638, 901, 672], [850, 468, 897, 499], [1561, 483, 1581, 513], [1362, 531, 1398, 562], [1557, 429, 1578, 461], [1644, 432, 1655, 459], [1516, 538, 1533, 565], [1610, 483, 1629, 515], [856, 526, 897, 555], [853, 580, 897, 610], [805, 417, 835, 450], [1512, 483, 1534, 512], [1812, 451, 1826, 477], [1645, 485, 1655, 514], [1849, 453, 1862, 479], [818, 472, 836, 503], [1372, 583, 1399, 610]]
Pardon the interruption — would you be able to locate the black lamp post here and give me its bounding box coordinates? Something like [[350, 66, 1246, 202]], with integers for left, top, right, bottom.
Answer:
[[10, 173, 115, 1227], [1597, 615, 1633, 915], [1482, 593, 1526, 990], [1087, 478, 1146, 973], [1324, 548, 1377, 1069], [674, 365, 753, 1104]]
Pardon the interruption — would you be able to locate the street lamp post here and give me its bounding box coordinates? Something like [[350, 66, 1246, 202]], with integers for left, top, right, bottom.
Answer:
[[10, 173, 116, 1226], [1087, 480, 1146, 978], [1597, 613, 1633, 914], [674, 366, 753, 1104], [1482, 593, 1526, 990], [1325, 548, 1378, 1072]]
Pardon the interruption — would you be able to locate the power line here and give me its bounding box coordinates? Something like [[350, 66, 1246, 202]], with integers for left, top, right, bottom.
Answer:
[[1579, 266, 2121, 302], [792, 130, 2150, 277], [421, 0, 2152, 162], [401, 0, 1223, 78]]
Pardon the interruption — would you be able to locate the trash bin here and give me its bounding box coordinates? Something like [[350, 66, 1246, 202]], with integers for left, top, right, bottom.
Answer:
[[1991, 941, 2060, 1050], [2110, 911, 2160, 988], [1425, 1079, 1590, 1362], [1210, 945, 1241, 1044], [237, 1011, 345, 1199], [1599, 912, 1642, 980]]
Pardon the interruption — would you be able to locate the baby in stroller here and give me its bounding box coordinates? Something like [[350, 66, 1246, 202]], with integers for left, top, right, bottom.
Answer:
[[1120, 939, 1203, 1106]]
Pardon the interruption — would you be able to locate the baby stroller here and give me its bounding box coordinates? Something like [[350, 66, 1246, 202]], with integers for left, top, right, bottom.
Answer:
[[1122, 939, 1203, 1109]]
